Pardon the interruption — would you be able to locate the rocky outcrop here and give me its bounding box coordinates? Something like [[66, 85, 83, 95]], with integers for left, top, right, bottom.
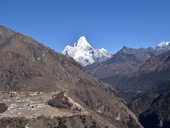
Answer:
[[0, 103, 8, 113], [48, 91, 73, 109]]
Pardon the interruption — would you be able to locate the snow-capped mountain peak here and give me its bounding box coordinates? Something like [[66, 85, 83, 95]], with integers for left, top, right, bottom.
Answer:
[[157, 41, 170, 48], [62, 36, 113, 66], [74, 36, 92, 48]]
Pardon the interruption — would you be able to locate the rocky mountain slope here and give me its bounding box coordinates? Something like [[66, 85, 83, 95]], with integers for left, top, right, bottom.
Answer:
[[86, 46, 156, 89], [0, 26, 142, 128], [128, 51, 170, 112], [139, 80, 170, 128], [62, 36, 113, 66], [86, 45, 170, 89], [86, 44, 170, 128], [127, 72, 170, 128]]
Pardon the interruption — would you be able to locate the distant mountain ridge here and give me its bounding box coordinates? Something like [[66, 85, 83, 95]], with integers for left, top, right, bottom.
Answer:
[[86, 43, 170, 83], [86, 42, 170, 128], [62, 36, 113, 66]]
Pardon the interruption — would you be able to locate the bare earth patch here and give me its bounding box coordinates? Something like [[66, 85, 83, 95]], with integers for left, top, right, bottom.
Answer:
[[0, 91, 88, 119]]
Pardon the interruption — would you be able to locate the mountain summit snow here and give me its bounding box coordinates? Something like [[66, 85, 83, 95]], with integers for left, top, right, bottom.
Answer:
[[74, 36, 92, 49], [157, 41, 170, 48], [62, 36, 113, 66]]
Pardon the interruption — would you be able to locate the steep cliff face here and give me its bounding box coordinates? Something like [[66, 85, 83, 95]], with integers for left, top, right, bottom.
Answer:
[[0, 26, 142, 128]]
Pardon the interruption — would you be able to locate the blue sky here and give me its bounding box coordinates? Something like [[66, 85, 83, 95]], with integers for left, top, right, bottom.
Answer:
[[0, 0, 170, 53]]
